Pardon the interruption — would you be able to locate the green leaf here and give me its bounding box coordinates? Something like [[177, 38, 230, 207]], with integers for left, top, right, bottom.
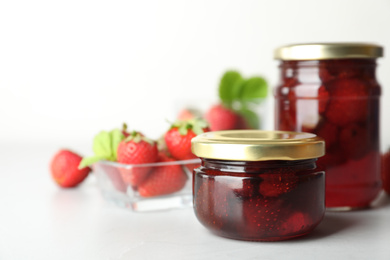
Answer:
[[92, 131, 113, 159], [110, 129, 125, 160], [218, 71, 244, 106], [78, 155, 106, 169], [239, 108, 260, 129], [239, 77, 268, 102]]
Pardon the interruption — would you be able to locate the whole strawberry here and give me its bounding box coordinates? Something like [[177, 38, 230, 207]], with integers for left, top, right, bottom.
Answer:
[[164, 118, 209, 160], [382, 150, 390, 195], [117, 131, 158, 187], [50, 149, 91, 188], [138, 153, 188, 197], [206, 104, 240, 131]]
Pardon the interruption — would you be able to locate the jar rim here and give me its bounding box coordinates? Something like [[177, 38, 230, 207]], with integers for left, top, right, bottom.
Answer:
[[274, 43, 383, 60], [191, 130, 325, 161]]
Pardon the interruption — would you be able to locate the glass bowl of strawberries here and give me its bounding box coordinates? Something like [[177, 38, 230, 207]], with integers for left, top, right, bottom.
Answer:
[[93, 157, 200, 212], [80, 120, 208, 212]]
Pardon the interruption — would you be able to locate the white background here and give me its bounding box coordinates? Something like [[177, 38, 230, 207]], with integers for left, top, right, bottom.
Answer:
[[1, 0, 390, 149], [1, 2, 390, 259]]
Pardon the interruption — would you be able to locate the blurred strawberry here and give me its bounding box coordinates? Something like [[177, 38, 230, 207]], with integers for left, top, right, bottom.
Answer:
[[50, 149, 91, 188], [279, 211, 312, 236], [339, 123, 370, 159], [164, 118, 209, 160], [206, 104, 240, 131], [138, 153, 188, 197], [259, 169, 298, 197], [177, 108, 202, 121], [242, 196, 284, 239], [315, 120, 339, 149], [117, 131, 158, 187], [381, 150, 390, 195], [325, 78, 369, 126], [318, 85, 330, 114]]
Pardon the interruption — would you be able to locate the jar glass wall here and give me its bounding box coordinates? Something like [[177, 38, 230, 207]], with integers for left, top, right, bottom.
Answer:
[[193, 159, 325, 241]]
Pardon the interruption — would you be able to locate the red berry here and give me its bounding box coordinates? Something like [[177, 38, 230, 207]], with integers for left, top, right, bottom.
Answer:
[[50, 149, 91, 188], [138, 154, 188, 197], [235, 114, 250, 129], [279, 211, 311, 235], [117, 131, 158, 187], [315, 120, 339, 149], [318, 85, 329, 114], [164, 119, 209, 160], [206, 104, 240, 131], [381, 150, 390, 195], [165, 128, 198, 160], [325, 79, 369, 126], [242, 196, 284, 239], [339, 123, 370, 159], [259, 169, 298, 197], [177, 108, 202, 121]]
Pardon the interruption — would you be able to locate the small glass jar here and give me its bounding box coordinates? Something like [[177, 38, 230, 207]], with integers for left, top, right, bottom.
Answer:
[[274, 43, 383, 210], [191, 130, 325, 241]]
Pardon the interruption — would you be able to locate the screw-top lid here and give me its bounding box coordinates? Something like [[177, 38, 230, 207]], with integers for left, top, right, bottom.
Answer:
[[191, 130, 325, 161], [274, 43, 383, 60]]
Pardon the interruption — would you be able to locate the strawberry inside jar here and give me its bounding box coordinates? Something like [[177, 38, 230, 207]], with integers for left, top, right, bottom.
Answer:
[[191, 130, 325, 241], [274, 43, 383, 210]]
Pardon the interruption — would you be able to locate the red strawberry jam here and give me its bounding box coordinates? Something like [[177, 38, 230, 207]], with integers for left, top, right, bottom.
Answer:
[[191, 130, 325, 241], [274, 43, 383, 209]]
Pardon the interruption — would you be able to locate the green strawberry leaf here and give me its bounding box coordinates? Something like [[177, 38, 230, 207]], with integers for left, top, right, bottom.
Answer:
[[239, 76, 268, 102], [92, 131, 113, 160], [239, 107, 260, 129], [80, 127, 127, 168], [78, 155, 106, 169], [219, 71, 244, 106]]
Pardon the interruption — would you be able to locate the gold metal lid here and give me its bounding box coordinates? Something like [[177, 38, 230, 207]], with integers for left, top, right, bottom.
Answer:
[[274, 43, 383, 60], [191, 130, 324, 161]]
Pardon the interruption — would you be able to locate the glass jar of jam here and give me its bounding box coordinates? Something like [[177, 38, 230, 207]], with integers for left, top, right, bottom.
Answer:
[[191, 130, 325, 241], [274, 43, 383, 210]]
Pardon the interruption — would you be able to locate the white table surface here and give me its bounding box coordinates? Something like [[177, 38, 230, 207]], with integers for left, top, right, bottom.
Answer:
[[1, 143, 389, 260]]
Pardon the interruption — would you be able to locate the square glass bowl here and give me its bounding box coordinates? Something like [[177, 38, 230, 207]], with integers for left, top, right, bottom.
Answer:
[[93, 159, 200, 212]]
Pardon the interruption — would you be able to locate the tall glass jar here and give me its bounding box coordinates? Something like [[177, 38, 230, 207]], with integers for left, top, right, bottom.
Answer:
[[274, 43, 383, 210]]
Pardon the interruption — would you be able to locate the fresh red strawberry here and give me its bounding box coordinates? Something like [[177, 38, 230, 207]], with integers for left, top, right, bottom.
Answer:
[[381, 150, 390, 195], [50, 149, 91, 188], [206, 104, 240, 131], [259, 169, 298, 197], [117, 131, 158, 187], [164, 119, 209, 160], [325, 78, 369, 126], [138, 153, 188, 197]]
